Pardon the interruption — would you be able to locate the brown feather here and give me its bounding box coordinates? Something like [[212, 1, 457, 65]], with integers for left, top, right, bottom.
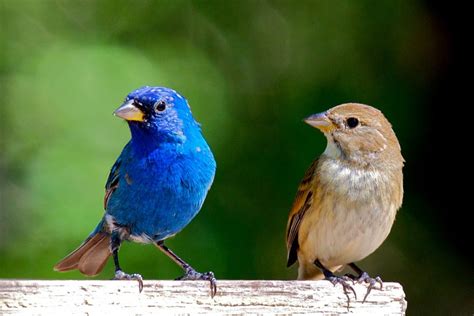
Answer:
[[54, 232, 111, 276], [78, 233, 111, 276], [286, 159, 318, 266], [104, 185, 117, 210]]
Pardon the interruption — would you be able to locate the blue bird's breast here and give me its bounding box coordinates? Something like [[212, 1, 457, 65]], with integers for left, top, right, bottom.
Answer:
[[106, 141, 216, 242]]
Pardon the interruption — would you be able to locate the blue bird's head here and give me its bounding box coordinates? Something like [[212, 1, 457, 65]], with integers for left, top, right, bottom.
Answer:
[[114, 86, 200, 145]]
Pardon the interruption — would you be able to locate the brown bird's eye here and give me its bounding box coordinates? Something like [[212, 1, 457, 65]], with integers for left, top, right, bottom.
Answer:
[[154, 100, 166, 112], [346, 117, 359, 128]]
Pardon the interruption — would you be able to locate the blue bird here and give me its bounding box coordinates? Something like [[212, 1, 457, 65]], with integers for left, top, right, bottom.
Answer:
[[54, 86, 217, 296]]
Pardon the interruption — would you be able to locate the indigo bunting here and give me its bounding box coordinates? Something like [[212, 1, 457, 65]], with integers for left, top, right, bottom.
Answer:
[[55, 86, 217, 296], [286, 103, 404, 301]]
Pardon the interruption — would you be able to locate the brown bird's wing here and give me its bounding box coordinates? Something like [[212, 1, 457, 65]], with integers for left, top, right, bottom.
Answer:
[[286, 159, 317, 267]]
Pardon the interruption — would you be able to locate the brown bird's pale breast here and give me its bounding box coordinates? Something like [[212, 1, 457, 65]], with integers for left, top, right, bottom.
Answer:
[[295, 154, 403, 279]]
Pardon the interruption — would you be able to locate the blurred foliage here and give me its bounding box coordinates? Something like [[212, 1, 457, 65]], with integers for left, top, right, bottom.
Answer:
[[0, 1, 472, 315]]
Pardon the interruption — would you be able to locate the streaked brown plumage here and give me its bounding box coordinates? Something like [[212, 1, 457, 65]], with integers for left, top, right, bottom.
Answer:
[[286, 103, 404, 300]]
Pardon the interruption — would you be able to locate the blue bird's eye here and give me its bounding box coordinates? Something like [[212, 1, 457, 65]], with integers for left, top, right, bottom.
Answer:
[[154, 100, 166, 112]]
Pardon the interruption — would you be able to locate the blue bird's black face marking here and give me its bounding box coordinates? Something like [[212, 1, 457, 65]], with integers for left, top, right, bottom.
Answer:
[[125, 87, 173, 120], [115, 86, 200, 145], [125, 87, 191, 119]]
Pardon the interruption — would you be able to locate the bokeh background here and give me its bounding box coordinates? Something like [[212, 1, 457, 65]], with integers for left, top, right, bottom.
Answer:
[[1, 1, 472, 314]]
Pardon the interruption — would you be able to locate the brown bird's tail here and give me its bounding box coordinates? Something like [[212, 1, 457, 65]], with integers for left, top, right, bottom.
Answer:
[[54, 232, 112, 276]]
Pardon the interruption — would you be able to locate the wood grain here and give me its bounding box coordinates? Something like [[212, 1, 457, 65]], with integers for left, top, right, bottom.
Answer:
[[0, 280, 406, 315]]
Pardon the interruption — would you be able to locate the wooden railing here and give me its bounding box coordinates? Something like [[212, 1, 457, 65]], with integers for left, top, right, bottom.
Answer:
[[0, 280, 406, 314]]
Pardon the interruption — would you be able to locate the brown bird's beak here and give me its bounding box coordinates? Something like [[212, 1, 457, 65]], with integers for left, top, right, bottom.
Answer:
[[114, 100, 145, 122], [304, 112, 334, 133]]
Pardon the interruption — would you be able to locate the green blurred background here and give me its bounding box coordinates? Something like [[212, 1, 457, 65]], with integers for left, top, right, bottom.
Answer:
[[0, 1, 472, 314]]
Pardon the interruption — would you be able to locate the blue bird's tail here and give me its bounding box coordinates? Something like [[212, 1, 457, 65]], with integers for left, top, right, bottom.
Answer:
[[54, 223, 111, 276]]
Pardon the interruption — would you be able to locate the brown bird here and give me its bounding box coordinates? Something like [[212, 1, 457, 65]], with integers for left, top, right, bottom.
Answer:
[[286, 103, 404, 301]]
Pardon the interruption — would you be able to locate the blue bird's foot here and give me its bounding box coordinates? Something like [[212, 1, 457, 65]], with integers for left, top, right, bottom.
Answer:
[[155, 241, 217, 298], [113, 270, 144, 293], [176, 266, 217, 298]]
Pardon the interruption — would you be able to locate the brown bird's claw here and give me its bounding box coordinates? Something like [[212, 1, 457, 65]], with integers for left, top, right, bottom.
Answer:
[[314, 259, 356, 307], [355, 272, 383, 302], [327, 275, 357, 305], [113, 270, 144, 293], [342, 273, 357, 284], [176, 267, 217, 298]]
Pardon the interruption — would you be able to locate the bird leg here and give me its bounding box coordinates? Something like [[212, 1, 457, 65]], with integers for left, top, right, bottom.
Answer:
[[155, 241, 217, 298], [346, 262, 383, 302], [315, 259, 356, 305], [111, 234, 143, 292]]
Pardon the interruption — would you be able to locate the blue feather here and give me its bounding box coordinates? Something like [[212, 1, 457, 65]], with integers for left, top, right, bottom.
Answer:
[[55, 86, 216, 277], [106, 86, 216, 241]]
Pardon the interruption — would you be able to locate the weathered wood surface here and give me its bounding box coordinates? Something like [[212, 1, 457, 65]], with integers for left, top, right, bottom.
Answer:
[[0, 280, 406, 315]]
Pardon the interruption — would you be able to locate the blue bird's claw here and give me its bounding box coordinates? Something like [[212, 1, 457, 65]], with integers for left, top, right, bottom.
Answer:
[[113, 270, 144, 293], [176, 267, 217, 298]]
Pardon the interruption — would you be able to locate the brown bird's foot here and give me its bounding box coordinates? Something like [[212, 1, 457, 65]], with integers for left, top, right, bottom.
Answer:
[[342, 273, 357, 283], [176, 266, 217, 298], [315, 259, 356, 305], [347, 263, 383, 302], [356, 272, 383, 302], [326, 275, 357, 302], [113, 270, 144, 293]]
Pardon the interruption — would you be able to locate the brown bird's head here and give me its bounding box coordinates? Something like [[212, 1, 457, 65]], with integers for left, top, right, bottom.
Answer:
[[304, 103, 404, 168]]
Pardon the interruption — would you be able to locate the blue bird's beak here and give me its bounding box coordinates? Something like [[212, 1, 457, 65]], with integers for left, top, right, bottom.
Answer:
[[304, 112, 334, 133], [114, 100, 145, 122]]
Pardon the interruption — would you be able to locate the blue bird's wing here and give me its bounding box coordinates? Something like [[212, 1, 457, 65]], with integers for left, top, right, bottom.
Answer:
[[104, 141, 132, 210], [54, 142, 136, 276]]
